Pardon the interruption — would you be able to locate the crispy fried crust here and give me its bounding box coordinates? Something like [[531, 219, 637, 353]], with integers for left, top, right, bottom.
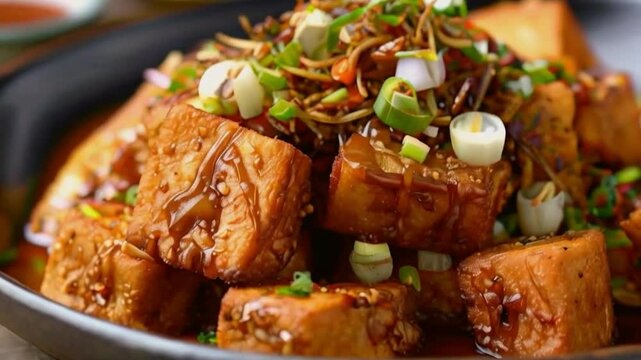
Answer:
[[217, 282, 421, 357], [324, 134, 511, 257], [575, 73, 641, 166], [458, 230, 613, 356], [127, 104, 311, 283], [510, 81, 587, 206], [40, 205, 208, 335], [470, 0, 598, 72]]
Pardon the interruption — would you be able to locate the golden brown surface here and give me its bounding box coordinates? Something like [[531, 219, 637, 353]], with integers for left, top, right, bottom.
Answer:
[[510, 81, 586, 203], [458, 230, 613, 357], [127, 104, 312, 283], [470, 0, 598, 72], [325, 134, 511, 257], [40, 204, 209, 335], [217, 282, 421, 357], [28, 53, 181, 237], [575, 73, 641, 166]]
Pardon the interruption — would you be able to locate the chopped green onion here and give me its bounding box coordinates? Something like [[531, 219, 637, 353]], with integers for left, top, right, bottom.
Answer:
[[604, 229, 633, 250], [197, 330, 218, 345], [449, 111, 506, 166], [125, 185, 139, 206], [350, 241, 393, 284], [276, 271, 313, 297], [275, 41, 303, 68], [377, 14, 403, 26], [460, 45, 485, 63], [249, 59, 287, 91], [589, 176, 618, 219], [178, 67, 198, 80], [259, 54, 275, 67], [373, 77, 433, 134], [189, 96, 237, 116], [610, 277, 627, 290], [523, 60, 556, 85], [269, 99, 298, 121], [79, 203, 101, 219], [168, 79, 185, 93], [395, 49, 437, 61], [321, 88, 348, 104], [417, 251, 452, 272], [0, 247, 18, 267], [233, 65, 265, 119], [399, 265, 421, 291], [354, 241, 389, 257], [399, 135, 430, 163], [328, 8, 365, 51], [293, 9, 332, 59], [432, 0, 468, 17], [505, 75, 534, 98], [493, 220, 509, 242], [615, 166, 641, 184], [517, 182, 564, 236]]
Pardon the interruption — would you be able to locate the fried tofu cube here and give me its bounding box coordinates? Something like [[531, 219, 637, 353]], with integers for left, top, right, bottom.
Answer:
[[28, 52, 183, 238], [324, 134, 511, 257], [217, 282, 421, 357], [393, 250, 464, 319], [127, 104, 311, 283], [510, 81, 586, 204], [41, 205, 209, 335], [457, 230, 614, 356], [575, 73, 641, 166], [470, 0, 597, 72]]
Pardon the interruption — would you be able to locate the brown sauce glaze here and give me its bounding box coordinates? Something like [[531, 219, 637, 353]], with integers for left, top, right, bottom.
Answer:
[[463, 269, 526, 356], [161, 125, 249, 274]]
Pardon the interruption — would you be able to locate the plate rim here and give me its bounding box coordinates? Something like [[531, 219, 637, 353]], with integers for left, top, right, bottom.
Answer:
[[1, 0, 641, 359]]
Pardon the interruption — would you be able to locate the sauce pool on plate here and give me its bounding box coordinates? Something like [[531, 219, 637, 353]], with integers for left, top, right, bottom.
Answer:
[[0, 2, 66, 26]]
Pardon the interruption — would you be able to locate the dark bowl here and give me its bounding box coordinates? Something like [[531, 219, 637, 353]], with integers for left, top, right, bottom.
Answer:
[[0, 0, 640, 359]]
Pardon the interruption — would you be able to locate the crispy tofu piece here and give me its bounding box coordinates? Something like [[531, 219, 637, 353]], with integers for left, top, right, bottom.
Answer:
[[41, 205, 210, 335], [510, 81, 586, 204], [575, 73, 641, 166], [127, 104, 311, 283], [324, 134, 511, 257], [470, 0, 597, 72], [417, 269, 464, 319], [458, 230, 613, 356], [29, 52, 183, 237], [217, 282, 421, 357], [393, 250, 464, 319]]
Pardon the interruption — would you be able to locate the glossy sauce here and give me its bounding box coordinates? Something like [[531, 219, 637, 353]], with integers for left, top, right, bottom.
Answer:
[[3, 107, 641, 358], [0, 2, 66, 25]]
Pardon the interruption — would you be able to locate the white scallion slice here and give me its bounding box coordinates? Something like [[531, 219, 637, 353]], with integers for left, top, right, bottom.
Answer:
[[233, 65, 265, 119], [493, 220, 509, 242], [350, 241, 393, 284], [198, 60, 245, 100], [450, 111, 506, 166], [517, 181, 565, 236], [423, 125, 439, 138], [353, 241, 390, 257], [417, 251, 452, 272], [395, 51, 446, 92], [293, 9, 332, 60], [399, 135, 430, 163]]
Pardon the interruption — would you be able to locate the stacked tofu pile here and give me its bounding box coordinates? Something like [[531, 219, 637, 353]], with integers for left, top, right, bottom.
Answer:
[[33, 0, 637, 357]]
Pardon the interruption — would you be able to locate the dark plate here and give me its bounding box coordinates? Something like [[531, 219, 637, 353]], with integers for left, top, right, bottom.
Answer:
[[0, 1, 640, 359]]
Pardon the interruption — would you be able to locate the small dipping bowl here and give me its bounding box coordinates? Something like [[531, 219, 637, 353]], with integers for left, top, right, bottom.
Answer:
[[0, 0, 105, 43]]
